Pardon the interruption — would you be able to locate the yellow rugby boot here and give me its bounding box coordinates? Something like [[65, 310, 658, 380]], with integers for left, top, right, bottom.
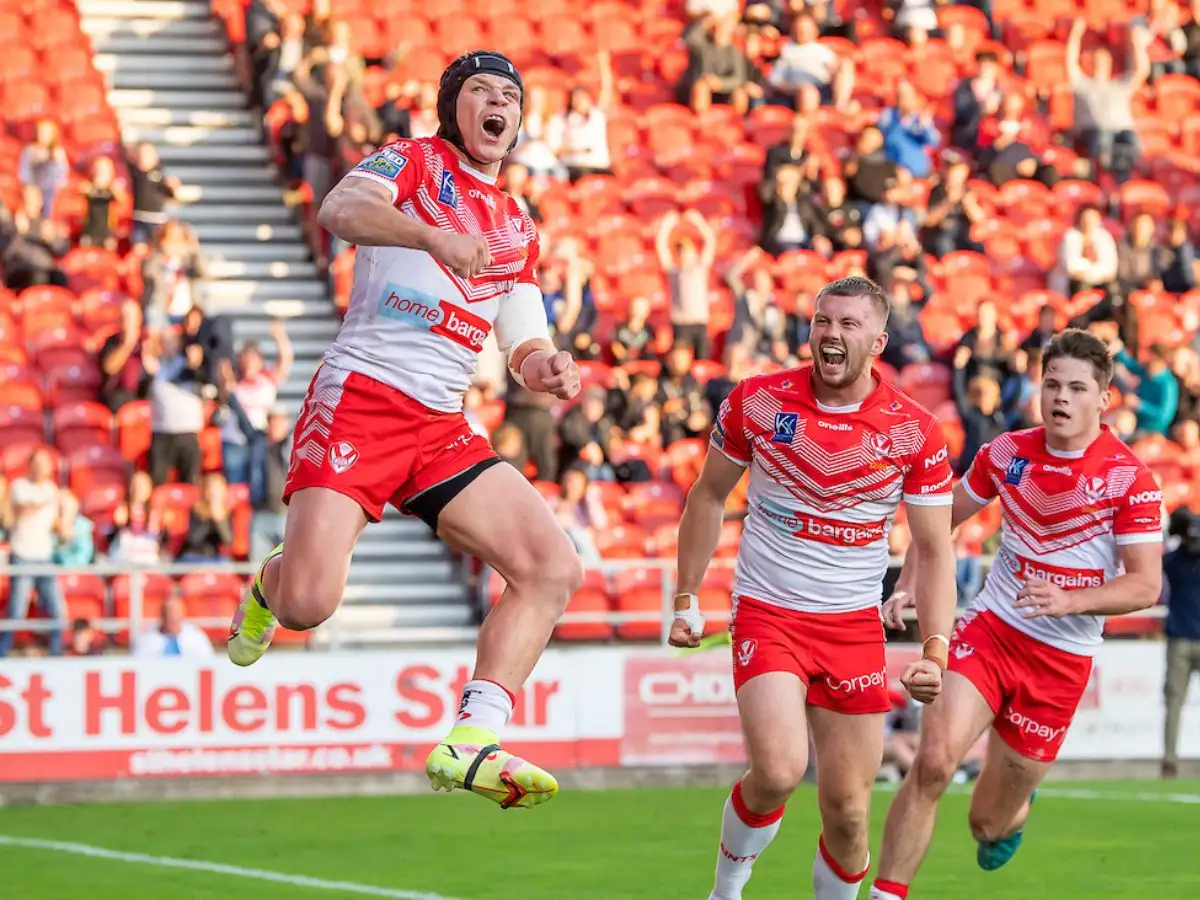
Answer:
[[226, 543, 283, 667], [424, 725, 559, 809]]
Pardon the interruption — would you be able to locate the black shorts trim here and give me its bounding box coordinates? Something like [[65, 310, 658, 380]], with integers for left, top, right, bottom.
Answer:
[[402, 457, 502, 531]]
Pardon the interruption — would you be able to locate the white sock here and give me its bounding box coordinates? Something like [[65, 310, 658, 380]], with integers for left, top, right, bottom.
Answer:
[[813, 836, 869, 900], [454, 679, 513, 733], [868, 887, 907, 900], [709, 781, 784, 900]]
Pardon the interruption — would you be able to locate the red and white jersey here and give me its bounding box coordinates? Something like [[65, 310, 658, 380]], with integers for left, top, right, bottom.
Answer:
[[713, 368, 953, 614], [326, 137, 541, 412], [963, 427, 1164, 656]]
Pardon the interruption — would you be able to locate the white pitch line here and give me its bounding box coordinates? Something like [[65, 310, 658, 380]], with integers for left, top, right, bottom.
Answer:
[[0, 835, 460, 900]]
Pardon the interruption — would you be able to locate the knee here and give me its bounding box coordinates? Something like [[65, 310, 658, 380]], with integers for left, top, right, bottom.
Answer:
[[968, 802, 1020, 844], [747, 753, 807, 805], [820, 792, 870, 847], [911, 743, 959, 797], [272, 568, 340, 631], [505, 535, 584, 609]]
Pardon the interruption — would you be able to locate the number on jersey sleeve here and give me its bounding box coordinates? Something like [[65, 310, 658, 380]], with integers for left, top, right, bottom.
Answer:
[[1114, 469, 1166, 544], [902, 421, 954, 505], [962, 440, 1000, 503], [346, 141, 422, 205], [711, 381, 751, 466]]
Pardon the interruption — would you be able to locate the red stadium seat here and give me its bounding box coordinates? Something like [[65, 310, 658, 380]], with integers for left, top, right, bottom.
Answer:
[[116, 400, 152, 463], [556, 571, 614, 641], [66, 443, 129, 495], [0, 406, 46, 449], [612, 567, 667, 640], [59, 574, 107, 622], [52, 401, 113, 450]]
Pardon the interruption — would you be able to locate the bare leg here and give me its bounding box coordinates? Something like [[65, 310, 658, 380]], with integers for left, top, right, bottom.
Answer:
[[710, 672, 809, 900], [968, 732, 1050, 843], [874, 672, 995, 889], [809, 706, 885, 898]]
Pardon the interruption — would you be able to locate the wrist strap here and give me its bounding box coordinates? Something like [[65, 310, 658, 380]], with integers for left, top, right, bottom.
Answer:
[[923, 633, 950, 671], [673, 593, 705, 636]]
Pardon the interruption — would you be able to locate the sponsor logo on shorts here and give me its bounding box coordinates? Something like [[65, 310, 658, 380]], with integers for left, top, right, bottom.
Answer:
[[772, 411, 798, 443], [377, 283, 491, 352], [356, 151, 406, 179], [1128, 489, 1164, 506], [1009, 552, 1104, 590], [1005, 456, 1029, 485], [736, 639, 757, 667], [789, 511, 887, 547], [1004, 706, 1066, 745], [437, 170, 458, 207], [825, 666, 887, 695], [328, 440, 359, 474]]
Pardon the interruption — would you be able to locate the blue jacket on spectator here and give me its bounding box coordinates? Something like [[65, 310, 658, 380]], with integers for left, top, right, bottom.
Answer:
[[1117, 349, 1179, 436], [53, 515, 95, 568], [878, 107, 940, 178], [1163, 548, 1200, 640]]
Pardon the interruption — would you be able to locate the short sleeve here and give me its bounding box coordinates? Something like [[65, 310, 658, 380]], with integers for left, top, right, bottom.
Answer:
[[902, 420, 954, 505], [344, 141, 422, 206], [1114, 469, 1165, 545], [711, 381, 751, 466], [962, 441, 998, 504]]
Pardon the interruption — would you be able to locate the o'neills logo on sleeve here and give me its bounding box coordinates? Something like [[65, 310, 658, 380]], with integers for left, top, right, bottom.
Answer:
[[1010, 554, 1103, 590], [792, 512, 887, 547]]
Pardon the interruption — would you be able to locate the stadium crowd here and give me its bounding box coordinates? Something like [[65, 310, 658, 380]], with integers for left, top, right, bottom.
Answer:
[[3, 0, 1200, 664]]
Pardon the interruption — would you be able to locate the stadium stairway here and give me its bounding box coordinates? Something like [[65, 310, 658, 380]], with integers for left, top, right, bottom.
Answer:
[[80, 0, 477, 646]]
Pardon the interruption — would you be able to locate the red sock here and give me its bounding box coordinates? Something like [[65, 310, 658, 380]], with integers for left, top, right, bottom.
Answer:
[[870, 879, 910, 899]]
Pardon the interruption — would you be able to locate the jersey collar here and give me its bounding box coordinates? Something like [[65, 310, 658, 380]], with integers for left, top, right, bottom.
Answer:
[[800, 364, 882, 415]]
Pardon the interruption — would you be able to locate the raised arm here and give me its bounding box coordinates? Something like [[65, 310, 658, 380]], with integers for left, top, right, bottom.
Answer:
[[1066, 18, 1086, 83]]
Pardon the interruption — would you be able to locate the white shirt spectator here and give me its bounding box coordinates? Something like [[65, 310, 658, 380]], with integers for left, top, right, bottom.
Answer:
[[548, 108, 611, 171], [1053, 224, 1119, 293], [133, 622, 213, 658], [770, 40, 839, 90], [221, 371, 278, 445], [9, 478, 59, 561]]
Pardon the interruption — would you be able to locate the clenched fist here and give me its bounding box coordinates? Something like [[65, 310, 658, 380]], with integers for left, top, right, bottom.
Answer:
[[431, 231, 491, 279], [901, 658, 943, 705], [524, 350, 581, 400]]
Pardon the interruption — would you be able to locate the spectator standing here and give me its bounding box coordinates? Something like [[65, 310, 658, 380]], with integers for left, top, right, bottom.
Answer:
[[951, 50, 1004, 151], [178, 473, 233, 562], [758, 163, 827, 255], [53, 490, 94, 568], [99, 300, 145, 413], [761, 113, 819, 195], [221, 320, 293, 494], [878, 80, 940, 178], [141, 221, 207, 327], [18, 119, 69, 220], [249, 406, 292, 561], [244, 0, 285, 109], [726, 248, 789, 366], [548, 54, 615, 180], [143, 328, 206, 486], [127, 142, 181, 248], [294, 56, 348, 265], [1162, 515, 1200, 778], [1117, 343, 1180, 436], [79, 156, 121, 250], [956, 299, 1014, 381], [657, 210, 716, 358], [1172, 0, 1200, 79], [0, 449, 66, 658], [106, 471, 165, 565], [1066, 18, 1150, 184], [132, 595, 214, 658]]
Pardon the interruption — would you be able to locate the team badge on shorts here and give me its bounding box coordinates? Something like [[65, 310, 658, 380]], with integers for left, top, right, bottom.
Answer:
[[437, 170, 458, 207], [1004, 456, 1029, 485], [737, 639, 757, 667], [328, 441, 360, 474], [772, 412, 798, 443]]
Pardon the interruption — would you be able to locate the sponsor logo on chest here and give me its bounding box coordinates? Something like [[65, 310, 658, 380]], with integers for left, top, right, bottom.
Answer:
[[377, 282, 491, 352], [1007, 551, 1104, 590]]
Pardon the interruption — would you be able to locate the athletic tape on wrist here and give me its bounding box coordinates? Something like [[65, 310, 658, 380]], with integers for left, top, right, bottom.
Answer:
[[674, 593, 705, 636], [923, 633, 950, 670]]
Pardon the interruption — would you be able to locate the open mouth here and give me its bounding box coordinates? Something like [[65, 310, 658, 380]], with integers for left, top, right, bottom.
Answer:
[[819, 344, 846, 368], [482, 115, 506, 139], [1050, 409, 1070, 423]]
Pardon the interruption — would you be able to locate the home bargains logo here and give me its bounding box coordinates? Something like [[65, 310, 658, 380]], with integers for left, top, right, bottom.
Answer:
[[1010, 553, 1104, 590], [792, 512, 887, 547], [378, 283, 491, 352]]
